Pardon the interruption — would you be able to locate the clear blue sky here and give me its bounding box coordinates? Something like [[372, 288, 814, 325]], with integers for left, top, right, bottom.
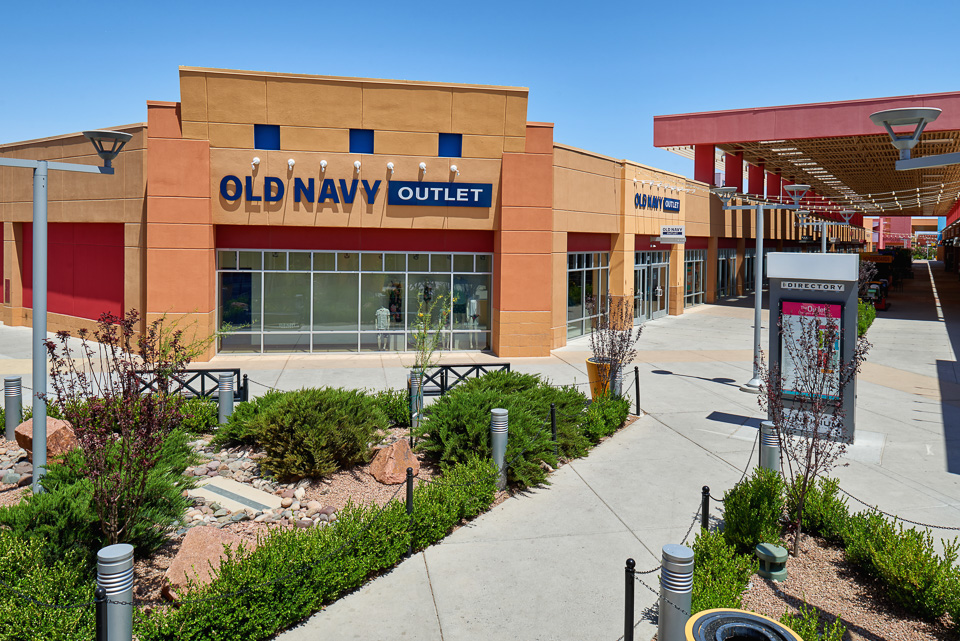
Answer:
[[2, 0, 959, 178]]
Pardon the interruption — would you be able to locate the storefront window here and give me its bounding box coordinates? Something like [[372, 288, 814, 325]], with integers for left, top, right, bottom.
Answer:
[[217, 251, 492, 353], [567, 252, 610, 339], [716, 248, 737, 299], [684, 249, 706, 307]]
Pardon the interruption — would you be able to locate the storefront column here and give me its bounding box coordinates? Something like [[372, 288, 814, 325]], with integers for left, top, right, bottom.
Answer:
[[706, 236, 718, 303], [550, 230, 567, 349], [724, 153, 743, 192], [668, 244, 685, 315], [495, 122, 555, 357], [766, 172, 782, 203], [747, 163, 765, 196], [1, 222, 25, 326], [735, 237, 746, 295], [145, 102, 215, 359], [694, 145, 716, 186]]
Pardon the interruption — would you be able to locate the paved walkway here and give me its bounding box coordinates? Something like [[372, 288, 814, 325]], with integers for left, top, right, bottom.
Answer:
[[1, 261, 959, 640]]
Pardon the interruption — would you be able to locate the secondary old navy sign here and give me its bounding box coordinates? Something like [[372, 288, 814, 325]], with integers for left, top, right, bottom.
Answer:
[[635, 193, 681, 212], [387, 181, 492, 207], [657, 225, 686, 243]]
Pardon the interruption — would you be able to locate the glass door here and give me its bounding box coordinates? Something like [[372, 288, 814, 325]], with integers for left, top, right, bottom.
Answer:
[[634, 266, 648, 323], [650, 265, 668, 319]]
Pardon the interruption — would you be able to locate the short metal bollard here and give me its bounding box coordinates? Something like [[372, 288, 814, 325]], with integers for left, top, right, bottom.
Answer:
[[406, 467, 414, 558], [659, 544, 693, 641], [759, 421, 780, 472], [490, 408, 508, 490], [550, 403, 557, 458], [95, 586, 108, 641], [634, 365, 640, 415], [217, 374, 234, 425], [4, 376, 21, 442], [97, 543, 134, 641], [701, 486, 710, 531], [624, 558, 636, 641]]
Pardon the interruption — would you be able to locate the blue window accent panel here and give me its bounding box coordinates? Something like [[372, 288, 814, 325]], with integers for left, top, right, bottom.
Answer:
[[349, 129, 375, 154], [438, 133, 462, 158], [254, 124, 281, 150]]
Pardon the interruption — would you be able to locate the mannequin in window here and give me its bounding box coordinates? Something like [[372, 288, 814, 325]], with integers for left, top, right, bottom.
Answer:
[[468, 296, 479, 348], [453, 276, 468, 327], [376, 305, 391, 350]]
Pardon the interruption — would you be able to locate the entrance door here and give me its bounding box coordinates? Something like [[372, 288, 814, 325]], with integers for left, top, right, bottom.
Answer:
[[634, 266, 648, 322], [650, 264, 668, 319]]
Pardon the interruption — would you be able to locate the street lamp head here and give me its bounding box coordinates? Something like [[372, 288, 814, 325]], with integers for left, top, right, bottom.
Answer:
[[783, 184, 810, 205], [712, 186, 737, 206], [82, 130, 133, 169], [839, 210, 856, 224], [869, 107, 942, 160], [795, 209, 810, 225]]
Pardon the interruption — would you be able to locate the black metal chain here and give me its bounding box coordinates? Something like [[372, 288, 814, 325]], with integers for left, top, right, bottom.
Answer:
[[838, 487, 960, 532], [246, 377, 282, 391], [634, 573, 691, 617], [736, 430, 759, 487], [681, 502, 702, 546]]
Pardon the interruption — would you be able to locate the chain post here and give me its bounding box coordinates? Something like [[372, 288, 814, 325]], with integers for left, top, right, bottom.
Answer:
[[701, 486, 710, 531], [624, 558, 636, 641], [406, 467, 414, 558], [550, 403, 557, 458], [95, 587, 107, 641], [634, 366, 640, 415]]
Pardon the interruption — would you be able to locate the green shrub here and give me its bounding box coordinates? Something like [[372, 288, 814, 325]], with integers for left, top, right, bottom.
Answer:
[[581, 393, 630, 443], [691, 529, 757, 613], [780, 601, 846, 641], [722, 467, 785, 555], [178, 397, 219, 435], [0, 429, 198, 565], [786, 477, 849, 543], [21, 402, 63, 422], [136, 457, 497, 641], [0, 532, 96, 641], [857, 299, 876, 337], [373, 388, 411, 427], [842, 511, 959, 620], [416, 371, 591, 488], [256, 388, 388, 481], [211, 390, 288, 447]]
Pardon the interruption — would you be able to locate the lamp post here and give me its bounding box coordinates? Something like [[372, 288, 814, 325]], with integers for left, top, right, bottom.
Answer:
[[0, 130, 131, 493], [714, 184, 809, 393]]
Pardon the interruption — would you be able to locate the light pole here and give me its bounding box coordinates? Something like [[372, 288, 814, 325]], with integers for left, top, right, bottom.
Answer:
[[797, 211, 829, 253], [0, 130, 131, 492], [714, 184, 809, 393]]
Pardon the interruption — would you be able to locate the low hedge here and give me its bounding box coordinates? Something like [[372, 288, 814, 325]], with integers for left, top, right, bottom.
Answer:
[[691, 529, 756, 613], [0, 533, 96, 641], [136, 456, 497, 641], [857, 299, 876, 337], [722, 467, 785, 555]]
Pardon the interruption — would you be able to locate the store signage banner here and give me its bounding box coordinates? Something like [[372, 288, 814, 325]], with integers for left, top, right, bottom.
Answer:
[[635, 193, 681, 213], [659, 225, 685, 242], [387, 181, 492, 207]]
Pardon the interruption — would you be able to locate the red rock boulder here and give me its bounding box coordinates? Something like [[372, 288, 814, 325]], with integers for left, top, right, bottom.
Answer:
[[164, 526, 255, 597], [369, 440, 419, 485], [14, 418, 78, 463]]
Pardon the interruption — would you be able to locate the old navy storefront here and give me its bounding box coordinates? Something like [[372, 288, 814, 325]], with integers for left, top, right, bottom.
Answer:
[[2, 67, 858, 361]]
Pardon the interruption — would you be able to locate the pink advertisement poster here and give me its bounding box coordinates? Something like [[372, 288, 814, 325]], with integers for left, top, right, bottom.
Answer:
[[780, 301, 842, 400]]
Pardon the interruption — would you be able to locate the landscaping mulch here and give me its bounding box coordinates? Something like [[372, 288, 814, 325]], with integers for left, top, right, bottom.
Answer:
[[741, 533, 956, 641]]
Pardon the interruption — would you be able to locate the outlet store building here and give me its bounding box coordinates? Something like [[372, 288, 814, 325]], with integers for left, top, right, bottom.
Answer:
[[0, 67, 865, 359]]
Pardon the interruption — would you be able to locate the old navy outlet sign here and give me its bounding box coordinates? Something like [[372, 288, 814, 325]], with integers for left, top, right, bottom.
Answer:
[[388, 181, 492, 207], [220, 176, 382, 204], [635, 193, 680, 213]]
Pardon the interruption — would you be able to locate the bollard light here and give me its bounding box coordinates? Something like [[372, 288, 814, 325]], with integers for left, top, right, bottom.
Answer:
[[759, 421, 780, 472], [218, 374, 234, 425], [490, 408, 508, 490], [97, 543, 134, 641], [4, 376, 21, 442], [659, 544, 693, 641]]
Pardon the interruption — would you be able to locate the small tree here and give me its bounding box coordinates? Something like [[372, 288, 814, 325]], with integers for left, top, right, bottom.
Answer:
[[759, 309, 869, 556], [45, 310, 191, 545], [408, 293, 450, 430], [858, 260, 878, 298], [587, 294, 642, 396]]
